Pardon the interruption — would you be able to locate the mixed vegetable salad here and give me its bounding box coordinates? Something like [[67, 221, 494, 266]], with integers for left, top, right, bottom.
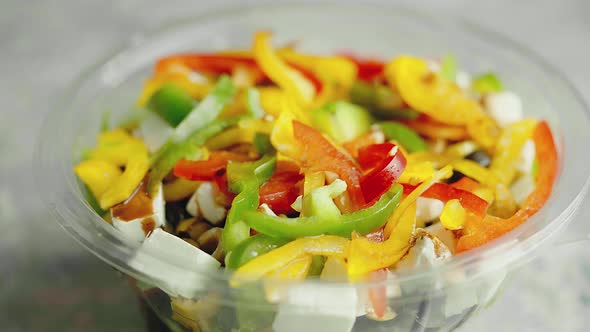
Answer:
[[74, 31, 558, 330]]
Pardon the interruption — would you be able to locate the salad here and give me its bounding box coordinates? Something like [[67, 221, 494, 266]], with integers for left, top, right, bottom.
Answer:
[[74, 31, 558, 331]]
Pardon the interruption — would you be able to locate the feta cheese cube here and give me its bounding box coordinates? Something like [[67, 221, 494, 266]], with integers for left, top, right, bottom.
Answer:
[[484, 91, 524, 128], [273, 283, 357, 332], [130, 228, 221, 299], [186, 182, 227, 225], [111, 184, 166, 242], [416, 197, 444, 225]]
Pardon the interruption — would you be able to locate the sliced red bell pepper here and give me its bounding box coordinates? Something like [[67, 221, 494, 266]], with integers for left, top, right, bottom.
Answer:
[[368, 268, 388, 319], [259, 161, 304, 215], [450, 176, 481, 192], [357, 143, 399, 171], [173, 151, 252, 181], [402, 182, 489, 217], [339, 53, 385, 82], [359, 143, 407, 203], [213, 171, 235, 201], [401, 115, 469, 141], [456, 121, 558, 252], [292, 120, 365, 210], [155, 53, 322, 93], [156, 54, 267, 82]]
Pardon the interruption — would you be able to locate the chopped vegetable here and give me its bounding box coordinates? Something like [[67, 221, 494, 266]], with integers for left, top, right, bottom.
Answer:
[[243, 184, 402, 239], [222, 156, 276, 252], [148, 83, 195, 127], [472, 73, 503, 94], [378, 121, 427, 153], [312, 101, 373, 143]]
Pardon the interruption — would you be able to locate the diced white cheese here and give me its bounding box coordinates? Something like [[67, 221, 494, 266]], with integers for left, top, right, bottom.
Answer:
[[129, 228, 221, 299], [111, 184, 166, 242], [425, 222, 457, 254], [511, 174, 535, 205], [396, 230, 451, 270], [186, 182, 227, 225], [517, 139, 535, 174], [416, 197, 444, 225], [484, 91, 524, 128], [455, 71, 472, 90], [138, 112, 174, 153], [273, 283, 357, 332]]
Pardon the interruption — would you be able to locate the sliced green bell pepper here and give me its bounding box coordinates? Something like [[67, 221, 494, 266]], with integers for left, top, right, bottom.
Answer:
[[349, 81, 419, 120], [311, 101, 372, 143], [222, 156, 277, 252], [243, 183, 403, 239], [246, 88, 265, 119], [147, 76, 237, 190], [301, 179, 347, 218], [148, 82, 195, 127], [170, 75, 236, 143], [440, 54, 457, 81], [253, 132, 273, 155], [378, 121, 427, 153], [225, 234, 288, 269], [472, 73, 503, 94], [148, 117, 241, 190]]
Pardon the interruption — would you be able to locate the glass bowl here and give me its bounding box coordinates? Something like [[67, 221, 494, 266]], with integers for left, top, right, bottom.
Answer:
[[35, 3, 590, 331]]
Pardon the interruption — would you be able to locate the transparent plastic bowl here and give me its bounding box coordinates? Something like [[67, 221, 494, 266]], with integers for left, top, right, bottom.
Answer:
[[36, 4, 590, 332]]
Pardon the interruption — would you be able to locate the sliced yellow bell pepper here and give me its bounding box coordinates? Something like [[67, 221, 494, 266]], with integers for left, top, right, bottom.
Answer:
[[89, 129, 146, 166], [440, 199, 466, 230], [269, 95, 311, 160], [258, 87, 284, 118], [385, 56, 483, 125], [450, 159, 518, 217], [80, 129, 150, 209], [205, 126, 255, 150], [397, 161, 436, 185], [266, 255, 313, 279], [231, 235, 349, 286], [303, 171, 326, 196], [384, 165, 453, 238], [385, 56, 499, 149], [253, 31, 316, 106], [490, 119, 537, 185], [280, 50, 357, 104], [163, 177, 201, 202], [238, 117, 274, 134], [74, 160, 122, 198], [348, 201, 416, 277], [99, 149, 149, 209]]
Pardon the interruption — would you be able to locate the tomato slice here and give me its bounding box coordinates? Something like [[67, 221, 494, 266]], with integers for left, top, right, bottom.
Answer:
[[292, 120, 365, 210], [173, 151, 252, 181], [259, 161, 304, 215]]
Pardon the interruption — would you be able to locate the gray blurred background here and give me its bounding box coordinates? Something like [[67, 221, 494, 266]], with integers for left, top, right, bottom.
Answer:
[[1, 0, 589, 331]]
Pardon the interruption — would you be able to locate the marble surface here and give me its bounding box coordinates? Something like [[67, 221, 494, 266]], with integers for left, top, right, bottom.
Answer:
[[1, 0, 589, 331]]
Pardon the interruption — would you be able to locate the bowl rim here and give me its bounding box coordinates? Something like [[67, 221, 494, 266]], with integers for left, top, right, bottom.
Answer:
[[35, 2, 590, 290]]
